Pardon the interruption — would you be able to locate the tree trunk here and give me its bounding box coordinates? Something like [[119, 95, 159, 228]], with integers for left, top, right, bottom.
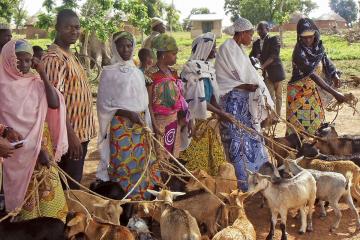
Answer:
[[278, 0, 285, 47], [81, 31, 91, 76]]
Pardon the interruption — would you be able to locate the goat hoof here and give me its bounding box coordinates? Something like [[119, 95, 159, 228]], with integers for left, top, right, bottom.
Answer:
[[298, 230, 305, 235], [306, 227, 313, 232], [280, 235, 288, 240]]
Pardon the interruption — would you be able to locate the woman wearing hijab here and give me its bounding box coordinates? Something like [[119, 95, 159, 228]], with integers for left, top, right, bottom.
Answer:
[[96, 31, 160, 199], [179, 32, 234, 173], [215, 18, 274, 191], [145, 34, 189, 162], [287, 18, 346, 134], [0, 40, 68, 220]]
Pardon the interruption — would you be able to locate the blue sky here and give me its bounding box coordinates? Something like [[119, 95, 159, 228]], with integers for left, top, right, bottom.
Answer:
[[25, 0, 331, 27]]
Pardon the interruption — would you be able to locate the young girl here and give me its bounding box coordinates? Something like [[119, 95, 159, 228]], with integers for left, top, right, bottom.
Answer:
[[145, 34, 190, 161]]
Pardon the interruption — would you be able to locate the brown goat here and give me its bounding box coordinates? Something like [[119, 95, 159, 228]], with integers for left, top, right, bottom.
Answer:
[[66, 212, 135, 240]]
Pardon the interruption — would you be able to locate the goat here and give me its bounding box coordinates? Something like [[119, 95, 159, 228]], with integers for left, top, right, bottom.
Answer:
[[147, 189, 201, 240], [212, 191, 255, 240], [186, 163, 237, 195], [65, 189, 125, 226], [296, 157, 360, 203], [264, 133, 302, 166], [89, 180, 134, 226], [139, 190, 228, 238], [247, 167, 316, 240], [283, 158, 360, 232], [314, 122, 360, 157], [66, 211, 135, 240], [0, 217, 65, 240]]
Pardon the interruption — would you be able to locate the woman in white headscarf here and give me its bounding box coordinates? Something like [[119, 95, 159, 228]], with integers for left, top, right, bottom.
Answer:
[[179, 32, 234, 174], [96, 31, 161, 199], [215, 18, 275, 191]]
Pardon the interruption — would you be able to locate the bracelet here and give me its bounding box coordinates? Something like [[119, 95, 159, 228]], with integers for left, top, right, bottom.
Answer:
[[2, 126, 12, 138]]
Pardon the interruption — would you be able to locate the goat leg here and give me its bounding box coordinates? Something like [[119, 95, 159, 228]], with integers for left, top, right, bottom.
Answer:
[[280, 223, 287, 240], [329, 201, 342, 232], [266, 212, 277, 240], [299, 207, 307, 234], [344, 191, 360, 230], [280, 210, 288, 240], [319, 201, 327, 218]]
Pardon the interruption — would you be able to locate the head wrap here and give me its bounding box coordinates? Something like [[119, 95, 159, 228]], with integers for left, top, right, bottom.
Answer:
[[111, 31, 136, 66], [181, 32, 219, 122], [291, 18, 337, 82], [224, 17, 254, 36], [152, 34, 178, 52], [15, 40, 34, 55], [151, 17, 165, 28], [190, 32, 216, 61], [0, 23, 10, 30]]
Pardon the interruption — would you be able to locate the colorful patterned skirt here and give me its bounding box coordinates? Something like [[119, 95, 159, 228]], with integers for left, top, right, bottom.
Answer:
[[154, 113, 181, 162], [286, 77, 325, 135], [219, 89, 268, 191], [179, 118, 227, 175], [18, 124, 68, 222], [108, 116, 161, 200]]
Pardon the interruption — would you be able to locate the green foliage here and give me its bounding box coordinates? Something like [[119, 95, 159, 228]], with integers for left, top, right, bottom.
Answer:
[[58, 0, 79, 10], [224, 0, 317, 24], [165, 4, 182, 32], [43, 0, 56, 13], [13, 0, 28, 29], [0, 0, 16, 23], [81, 0, 118, 41], [114, 0, 150, 34], [143, 0, 165, 18], [36, 12, 54, 32], [330, 0, 358, 25]]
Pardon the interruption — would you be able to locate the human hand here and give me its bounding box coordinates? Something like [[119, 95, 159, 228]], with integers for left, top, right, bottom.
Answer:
[[67, 129, 83, 161], [31, 57, 45, 75], [0, 138, 14, 158], [38, 149, 50, 168], [129, 112, 145, 126], [5, 128, 23, 143], [242, 84, 259, 92]]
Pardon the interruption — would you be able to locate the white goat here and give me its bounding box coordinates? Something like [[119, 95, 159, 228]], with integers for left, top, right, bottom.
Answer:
[[247, 167, 316, 240], [283, 157, 360, 232], [147, 189, 201, 240]]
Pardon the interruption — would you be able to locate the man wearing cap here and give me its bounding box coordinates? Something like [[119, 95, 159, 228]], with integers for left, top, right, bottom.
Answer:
[[0, 23, 12, 53], [142, 17, 166, 49], [215, 17, 274, 191], [250, 21, 285, 116]]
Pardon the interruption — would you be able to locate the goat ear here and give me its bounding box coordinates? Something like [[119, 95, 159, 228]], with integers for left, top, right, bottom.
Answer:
[[238, 191, 251, 203], [172, 192, 186, 198], [256, 172, 272, 181], [67, 215, 82, 227], [147, 189, 160, 196]]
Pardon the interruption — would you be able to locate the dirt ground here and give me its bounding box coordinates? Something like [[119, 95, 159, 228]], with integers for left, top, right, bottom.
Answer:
[[82, 87, 360, 240]]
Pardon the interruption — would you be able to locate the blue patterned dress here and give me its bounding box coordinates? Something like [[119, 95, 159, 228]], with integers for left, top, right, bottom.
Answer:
[[220, 89, 268, 191]]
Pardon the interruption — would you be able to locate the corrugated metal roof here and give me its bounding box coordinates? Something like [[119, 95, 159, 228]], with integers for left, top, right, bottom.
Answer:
[[190, 14, 223, 21]]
